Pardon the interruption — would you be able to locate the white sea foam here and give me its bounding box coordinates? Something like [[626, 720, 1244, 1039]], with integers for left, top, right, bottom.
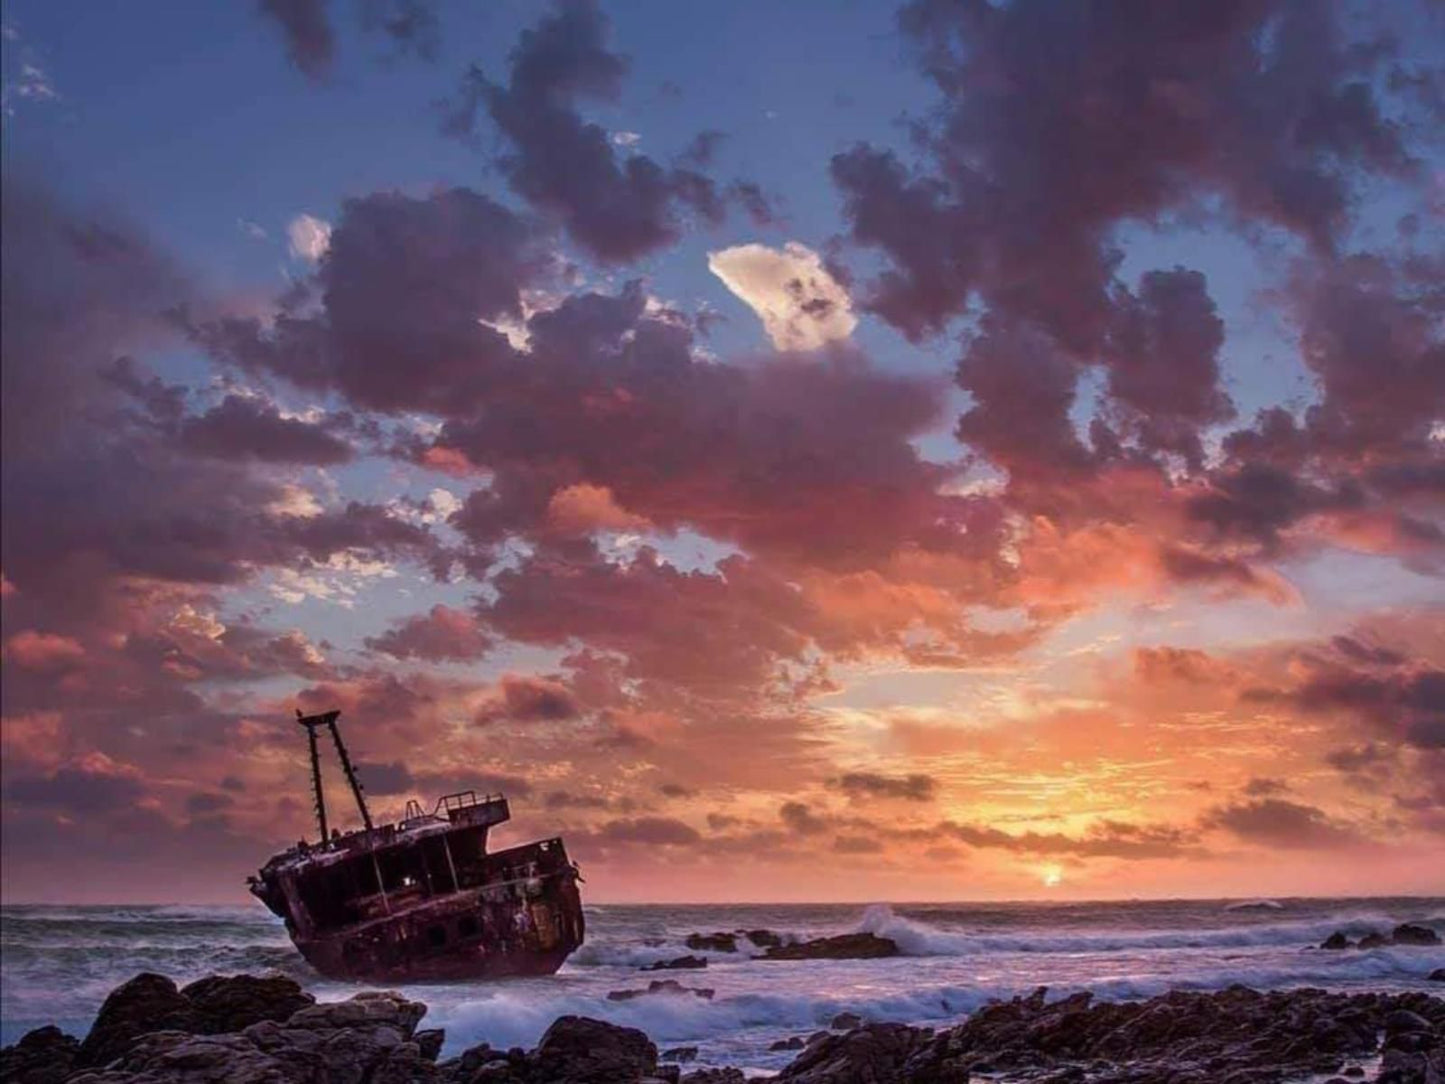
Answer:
[[853, 903, 1442, 957]]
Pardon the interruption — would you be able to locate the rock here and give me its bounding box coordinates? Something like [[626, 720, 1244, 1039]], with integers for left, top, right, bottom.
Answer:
[[532, 1016, 657, 1083], [74, 973, 204, 1069], [1358, 932, 1390, 949], [1429, 968, 1445, 982], [412, 1030, 445, 1062], [1321, 931, 1353, 950], [829, 1013, 863, 1031], [0, 1025, 80, 1084], [179, 975, 315, 1033], [680, 1072, 745, 1084], [684, 933, 737, 953], [1384, 1009, 1432, 1034], [660, 1046, 697, 1063], [760, 933, 899, 961], [643, 956, 708, 971], [775, 1023, 925, 1084], [607, 980, 715, 1002], [284, 991, 427, 1039], [1391, 923, 1442, 946], [770, 1037, 807, 1051], [744, 929, 783, 949], [71, 973, 317, 1073]]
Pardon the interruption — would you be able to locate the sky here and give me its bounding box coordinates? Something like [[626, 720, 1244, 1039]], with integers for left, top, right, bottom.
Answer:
[[1, 0, 1443, 905]]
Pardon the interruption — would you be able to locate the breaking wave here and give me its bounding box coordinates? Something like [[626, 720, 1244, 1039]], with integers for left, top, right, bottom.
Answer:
[[854, 903, 1443, 957]]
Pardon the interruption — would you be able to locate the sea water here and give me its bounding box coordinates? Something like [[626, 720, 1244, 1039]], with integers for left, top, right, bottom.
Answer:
[[3, 898, 1442, 1073]]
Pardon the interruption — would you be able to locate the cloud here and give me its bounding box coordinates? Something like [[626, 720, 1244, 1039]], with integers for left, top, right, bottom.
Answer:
[[708, 242, 857, 351], [442, 0, 754, 263], [257, 0, 334, 80], [177, 395, 354, 464], [1203, 797, 1366, 850], [196, 188, 547, 416], [475, 674, 582, 724], [832, 771, 935, 802], [286, 213, 332, 263], [833, 0, 1414, 345], [364, 605, 493, 662]]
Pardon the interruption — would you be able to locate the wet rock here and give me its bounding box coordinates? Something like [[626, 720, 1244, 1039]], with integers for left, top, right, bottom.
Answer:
[[770, 1037, 807, 1051], [71, 972, 318, 1073], [1429, 969, 1445, 982], [829, 1013, 863, 1031], [74, 974, 204, 1069], [607, 980, 715, 1002], [531, 1016, 658, 1083], [1321, 931, 1353, 950], [760, 933, 899, 961], [775, 1023, 925, 1083], [1358, 931, 1391, 949], [744, 929, 782, 949], [679, 1071, 745, 1084], [684, 933, 738, 953], [413, 1030, 446, 1062], [0, 1025, 80, 1084], [1392, 924, 1442, 946], [643, 956, 708, 971], [660, 1046, 697, 1063], [179, 975, 315, 1034]]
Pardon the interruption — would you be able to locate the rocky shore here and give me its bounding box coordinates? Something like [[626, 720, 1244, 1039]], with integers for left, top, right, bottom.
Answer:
[[3, 972, 1442, 1084]]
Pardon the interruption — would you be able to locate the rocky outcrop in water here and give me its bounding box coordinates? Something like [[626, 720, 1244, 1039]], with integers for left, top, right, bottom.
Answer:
[[606, 979, 715, 1002], [759, 933, 899, 961], [684, 933, 737, 953], [643, 955, 708, 971], [1320, 923, 1443, 951]]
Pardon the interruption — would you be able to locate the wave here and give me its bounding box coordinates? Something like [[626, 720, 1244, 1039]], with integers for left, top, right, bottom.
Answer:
[[854, 904, 1443, 957], [425, 942, 1444, 1059], [1223, 899, 1284, 911]]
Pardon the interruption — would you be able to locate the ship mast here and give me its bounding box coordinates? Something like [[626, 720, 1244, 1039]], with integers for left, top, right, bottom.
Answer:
[[296, 709, 374, 840]]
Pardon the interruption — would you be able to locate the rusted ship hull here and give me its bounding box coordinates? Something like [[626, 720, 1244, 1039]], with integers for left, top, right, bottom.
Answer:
[[250, 714, 588, 984], [294, 871, 585, 982]]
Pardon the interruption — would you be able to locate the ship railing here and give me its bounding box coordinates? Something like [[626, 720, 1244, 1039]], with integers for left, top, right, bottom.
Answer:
[[435, 790, 505, 815]]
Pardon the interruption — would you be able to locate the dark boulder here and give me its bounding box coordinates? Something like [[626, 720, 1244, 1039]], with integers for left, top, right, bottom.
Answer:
[[532, 1016, 657, 1084], [685, 932, 738, 953], [775, 1023, 925, 1083], [829, 1013, 863, 1031], [761, 933, 899, 961], [607, 980, 714, 1002], [1428, 968, 1445, 982], [661, 1046, 698, 1063], [413, 1029, 445, 1061], [644, 955, 708, 971], [1358, 932, 1390, 949], [1391, 924, 1442, 947], [681, 1071, 746, 1084], [178, 974, 314, 1033], [0, 1025, 80, 1084], [744, 929, 783, 949], [770, 1036, 807, 1051], [74, 973, 203, 1069], [1321, 932, 1353, 950]]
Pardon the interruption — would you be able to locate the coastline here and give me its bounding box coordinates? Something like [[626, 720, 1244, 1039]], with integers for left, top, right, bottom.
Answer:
[[3, 970, 1443, 1083]]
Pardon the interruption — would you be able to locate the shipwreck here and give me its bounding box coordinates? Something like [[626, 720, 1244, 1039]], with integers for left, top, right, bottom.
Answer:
[[248, 709, 585, 981]]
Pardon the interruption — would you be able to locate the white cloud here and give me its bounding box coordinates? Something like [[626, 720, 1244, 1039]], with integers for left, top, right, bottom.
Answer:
[[287, 213, 332, 264], [707, 241, 857, 351], [611, 130, 641, 147]]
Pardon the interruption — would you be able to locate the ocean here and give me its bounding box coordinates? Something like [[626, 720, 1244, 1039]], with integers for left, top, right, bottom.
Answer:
[[2, 898, 1442, 1073]]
